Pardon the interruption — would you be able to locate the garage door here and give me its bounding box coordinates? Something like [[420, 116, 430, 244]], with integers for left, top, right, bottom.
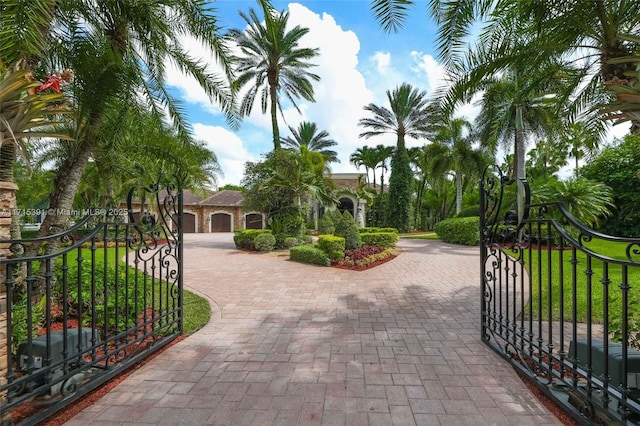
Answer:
[[211, 213, 231, 232], [170, 212, 196, 233], [183, 213, 196, 233], [245, 213, 263, 229]]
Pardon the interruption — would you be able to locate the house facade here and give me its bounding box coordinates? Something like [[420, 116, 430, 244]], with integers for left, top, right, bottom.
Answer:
[[154, 173, 368, 233]]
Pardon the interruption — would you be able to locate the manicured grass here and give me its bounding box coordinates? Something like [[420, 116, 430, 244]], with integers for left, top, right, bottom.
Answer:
[[182, 289, 211, 335], [400, 232, 440, 240], [525, 237, 640, 332]]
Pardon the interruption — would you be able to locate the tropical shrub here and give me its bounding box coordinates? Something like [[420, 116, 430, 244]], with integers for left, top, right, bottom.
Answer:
[[317, 210, 335, 235], [387, 147, 413, 232], [341, 245, 394, 268], [360, 232, 398, 248], [366, 193, 388, 228], [53, 261, 148, 331], [579, 135, 639, 236], [317, 234, 345, 261], [334, 211, 362, 250], [233, 229, 273, 250], [289, 244, 330, 266], [456, 206, 481, 218], [434, 217, 480, 246], [283, 237, 299, 248], [254, 233, 276, 252]]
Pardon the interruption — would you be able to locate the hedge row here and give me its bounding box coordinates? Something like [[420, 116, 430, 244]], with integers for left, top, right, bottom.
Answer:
[[289, 244, 331, 266], [360, 232, 397, 249], [358, 227, 398, 234], [317, 234, 345, 261], [434, 217, 479, 246]]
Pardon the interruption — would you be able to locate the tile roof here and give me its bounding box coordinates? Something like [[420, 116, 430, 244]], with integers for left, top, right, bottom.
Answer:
[[200, 190, 244, 206]]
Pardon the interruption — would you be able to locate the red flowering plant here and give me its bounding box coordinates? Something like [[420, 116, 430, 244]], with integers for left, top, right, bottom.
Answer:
[[339, 245, 394, 269]]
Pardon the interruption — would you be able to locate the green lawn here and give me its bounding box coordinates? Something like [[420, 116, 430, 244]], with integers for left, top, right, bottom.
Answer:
[[400, 232, 440, 240], [61, 246, 210, 335], [525, 237, 640, 337]]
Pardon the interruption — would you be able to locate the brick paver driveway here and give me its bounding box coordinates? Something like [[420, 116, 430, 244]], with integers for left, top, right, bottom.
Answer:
[[66, 234, 561, 425]]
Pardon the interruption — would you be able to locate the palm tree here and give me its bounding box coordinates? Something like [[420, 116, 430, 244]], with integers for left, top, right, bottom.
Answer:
[[370, 0, 640, 132], [230, 1, 320, 150], [430, 117, 485, 215], [468, 61, 570, 181], [349, 146, 378, 188], [30, 0, 235, 241], [282, 121, 340, 164], [372, 144, 394, 194], [359, 83, 433, 231], [561, 120, 602, 176]]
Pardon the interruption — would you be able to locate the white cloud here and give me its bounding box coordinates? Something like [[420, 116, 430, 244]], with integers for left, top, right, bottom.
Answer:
[[372, 52, 391, 75], [281, 3, 376, 169], [192, 124, 255, 186], [410, 51, 447, 94]]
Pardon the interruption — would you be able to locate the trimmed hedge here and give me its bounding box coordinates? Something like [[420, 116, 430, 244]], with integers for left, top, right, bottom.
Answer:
[[334, 211, 361, 250], [254, 233, 276, 252], [317, 234, 345, 261], [234, 229, 273, 250], [289, 244, 331, 266], [434, 217, 480, 246], [360, 232, 398, 248], [359, 227, 398, 234]]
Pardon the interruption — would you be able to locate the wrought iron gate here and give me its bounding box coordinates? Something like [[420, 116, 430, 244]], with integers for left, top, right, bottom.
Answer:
[[0, 177, 183, 425], [480, 165, 640, 425]]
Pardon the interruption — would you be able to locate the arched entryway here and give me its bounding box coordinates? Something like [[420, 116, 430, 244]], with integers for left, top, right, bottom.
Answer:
[[210, 212, 232, 232], [337, 197, 355, 218], [244, 213, 263, 229]]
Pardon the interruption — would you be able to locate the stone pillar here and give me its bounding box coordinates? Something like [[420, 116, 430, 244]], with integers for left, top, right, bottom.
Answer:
[[356, 199, 366, 228], [0, 181, 17, 417]]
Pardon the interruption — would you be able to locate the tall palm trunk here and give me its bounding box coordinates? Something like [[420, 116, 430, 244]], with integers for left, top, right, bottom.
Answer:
[[455, 171, 463, 215], [514, 104, 526, 223], [514, 104, 526, 181], [269, 78, 281, 150], [29, 132, 96, 302]]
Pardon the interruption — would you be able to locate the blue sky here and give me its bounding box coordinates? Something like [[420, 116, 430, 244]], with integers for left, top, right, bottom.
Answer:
[[165, 1, 454, 187], [165, 1, 630, 187]]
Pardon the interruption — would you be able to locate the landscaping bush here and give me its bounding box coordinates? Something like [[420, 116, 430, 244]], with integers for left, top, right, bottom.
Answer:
[[233, 229, 273, 250], [341, 245, 394, 269], [360, 232, 398, 248], [254, 233, 276, 252], [334, 211, 361, 250], [434, 217, 480, 246], [317, 210, 335, 235], [289, 244, 330, 266], [456, 206, 481, 218], [283, 237, 299, 248], [359, 227, 398, 234], [317, 234, 345, 261], [54, 260, 148, 331]]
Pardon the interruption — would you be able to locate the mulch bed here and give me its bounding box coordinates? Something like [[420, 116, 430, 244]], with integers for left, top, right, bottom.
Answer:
[[40, 335, 185, 425], [332, 253, 397, 271]]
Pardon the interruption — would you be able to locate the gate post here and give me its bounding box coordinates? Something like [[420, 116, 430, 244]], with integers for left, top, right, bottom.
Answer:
[[0, 181, 18, 417]]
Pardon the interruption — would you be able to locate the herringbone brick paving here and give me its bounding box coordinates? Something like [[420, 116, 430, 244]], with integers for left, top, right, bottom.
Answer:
[[65, 234, 562, 425]]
